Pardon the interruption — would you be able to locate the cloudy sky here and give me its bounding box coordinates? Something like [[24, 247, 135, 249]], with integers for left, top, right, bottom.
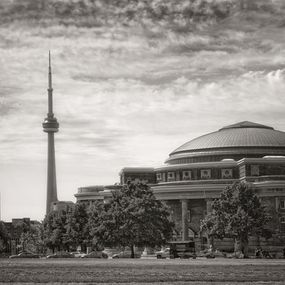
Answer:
[[1, 0, 285, 221]]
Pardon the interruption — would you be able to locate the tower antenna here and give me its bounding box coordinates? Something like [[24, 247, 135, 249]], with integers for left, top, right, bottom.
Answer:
[[48, 50, 53, 116]]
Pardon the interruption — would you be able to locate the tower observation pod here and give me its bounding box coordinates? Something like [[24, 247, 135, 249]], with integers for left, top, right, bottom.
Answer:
[[42, 51, 59, 214]]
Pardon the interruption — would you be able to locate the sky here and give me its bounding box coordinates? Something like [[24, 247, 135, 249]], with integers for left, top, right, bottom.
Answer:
[[1, 0, 285, 221]]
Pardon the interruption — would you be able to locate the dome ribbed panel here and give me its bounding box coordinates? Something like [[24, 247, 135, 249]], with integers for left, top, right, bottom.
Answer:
[[171, 125, 285, 155]]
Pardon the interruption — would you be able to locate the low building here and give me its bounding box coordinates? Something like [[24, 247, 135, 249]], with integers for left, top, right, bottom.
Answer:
[[75, 121, 285, 252], [3, 218, 41, 255], [50, 201, 74, 212]]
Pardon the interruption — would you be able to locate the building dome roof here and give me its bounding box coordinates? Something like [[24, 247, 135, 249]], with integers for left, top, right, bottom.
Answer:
[[167, 121, 285, 164]]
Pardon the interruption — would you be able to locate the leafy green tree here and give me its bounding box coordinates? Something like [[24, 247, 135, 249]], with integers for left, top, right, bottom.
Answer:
[[20, 222, 44, 253], [201, 182, 271, 257], [43, 209, 71, 252], [65, 203, 91, 252], [88, 182, 174, 257], [0, 221, 9, 253]]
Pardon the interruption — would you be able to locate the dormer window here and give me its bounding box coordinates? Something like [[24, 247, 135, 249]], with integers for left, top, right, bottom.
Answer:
[[201, 169, 211, 179], [221, 169, 233, 179], [182, 171, 191, 180]]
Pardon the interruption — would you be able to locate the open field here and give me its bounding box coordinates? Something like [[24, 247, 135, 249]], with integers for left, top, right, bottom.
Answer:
[[0, 258, 285, 284]]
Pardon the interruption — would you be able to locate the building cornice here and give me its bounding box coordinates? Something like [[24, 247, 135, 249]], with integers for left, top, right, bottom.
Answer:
[[237, 157, 285, 165], [155, 161, 237, 171]]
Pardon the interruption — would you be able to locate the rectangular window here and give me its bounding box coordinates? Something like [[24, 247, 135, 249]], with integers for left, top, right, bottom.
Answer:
[[156, 173, 162, 182], [182, 171, 191, 180], [251, 165, 259, 176], [280, 216, 285, 223], [187, 210, 191, 222], [167, 172, 175, 182], [221, 169, 233, 179], [201, 169, 211, 179], [280, 200, 285, 209]]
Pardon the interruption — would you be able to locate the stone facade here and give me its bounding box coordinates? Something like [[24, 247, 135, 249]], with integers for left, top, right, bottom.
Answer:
[[75, 122, 285, 253]]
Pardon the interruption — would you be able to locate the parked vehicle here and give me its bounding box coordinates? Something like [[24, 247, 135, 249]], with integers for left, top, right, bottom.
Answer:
[[255, 248, 273, 259], [102, 248, 119, 258], [46, 252, 74, 258], [70, 251, 86, 258], [112, 251, 140, 259], [168, 241, 196, 259], [9, 251, 39, 259], [156, 247, 170, 259], [81, 251, 108, 259]]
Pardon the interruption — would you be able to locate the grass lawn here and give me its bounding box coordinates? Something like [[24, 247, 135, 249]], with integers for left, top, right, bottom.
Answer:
[[0, 258, 285, 284]]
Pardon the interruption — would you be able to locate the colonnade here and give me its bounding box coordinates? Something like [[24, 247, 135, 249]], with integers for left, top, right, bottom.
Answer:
[[179, 198, 213, 241]]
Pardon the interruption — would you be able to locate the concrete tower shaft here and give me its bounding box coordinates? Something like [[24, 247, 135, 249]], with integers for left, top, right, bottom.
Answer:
[[43, 52, 59, 214]]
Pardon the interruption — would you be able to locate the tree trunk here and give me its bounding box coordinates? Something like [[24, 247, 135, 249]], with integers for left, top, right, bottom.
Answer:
[[256, 235, 260, 247], [234, 238, 242, 255], [241, 237, 249, 258], [208, 235, 215, 252], [130, 244, 135, 258], [235, 236, 249, 258]]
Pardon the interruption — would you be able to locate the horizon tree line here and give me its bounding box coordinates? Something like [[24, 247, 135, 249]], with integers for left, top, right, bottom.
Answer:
[[0, 182, 278, 258]]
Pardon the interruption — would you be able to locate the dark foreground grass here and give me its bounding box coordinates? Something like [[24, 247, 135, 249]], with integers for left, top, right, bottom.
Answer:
[[0, 258, 285, 283]]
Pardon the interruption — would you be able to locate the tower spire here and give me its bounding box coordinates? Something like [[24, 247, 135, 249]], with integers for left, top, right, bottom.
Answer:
[[48, 50, 53, 117]]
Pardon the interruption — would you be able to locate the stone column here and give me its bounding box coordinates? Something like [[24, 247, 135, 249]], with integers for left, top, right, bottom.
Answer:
[[181, 199, 189, 241], [176, 171, 180, 181], [275, 197, 280, 211], [206, 199, 213, 214]]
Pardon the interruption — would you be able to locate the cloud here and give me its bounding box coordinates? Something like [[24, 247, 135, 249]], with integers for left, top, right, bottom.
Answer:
[[1, 20, 285, 165], [1, 1, 285, 220]]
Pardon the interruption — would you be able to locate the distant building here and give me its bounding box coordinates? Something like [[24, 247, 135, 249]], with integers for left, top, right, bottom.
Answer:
[[119, 167, 156, 185], [75, 121, 285, 252], [51, 201, 75, 212], [3, 218, 41, 255]]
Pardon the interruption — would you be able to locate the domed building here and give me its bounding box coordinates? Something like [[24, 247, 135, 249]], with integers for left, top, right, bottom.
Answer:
[[75, 121, 285, 251]]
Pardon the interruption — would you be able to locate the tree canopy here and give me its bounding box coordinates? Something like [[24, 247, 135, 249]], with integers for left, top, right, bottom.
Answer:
[[43, 208, 71, 252], [42, 183, 174, 255], [201, 182, 271, 257], [65, 203, 91, 251], [0, 221, 9, 253], [0, 221, 9, 241], [88, 182, 174, 257], [20, 222, 44, 253]]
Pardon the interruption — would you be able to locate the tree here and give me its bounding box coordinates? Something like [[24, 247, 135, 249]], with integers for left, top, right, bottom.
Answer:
[[43, 209, 71, 252], [65, 203, 91, 251], [0, 221, 9, 253], [201, 182, 271, 258], [88, 182, 174, 257], [19, 222, 45, 254]]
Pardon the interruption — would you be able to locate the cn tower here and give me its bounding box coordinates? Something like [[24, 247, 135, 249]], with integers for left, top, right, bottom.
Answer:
[[42, 52, 59, 214]]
